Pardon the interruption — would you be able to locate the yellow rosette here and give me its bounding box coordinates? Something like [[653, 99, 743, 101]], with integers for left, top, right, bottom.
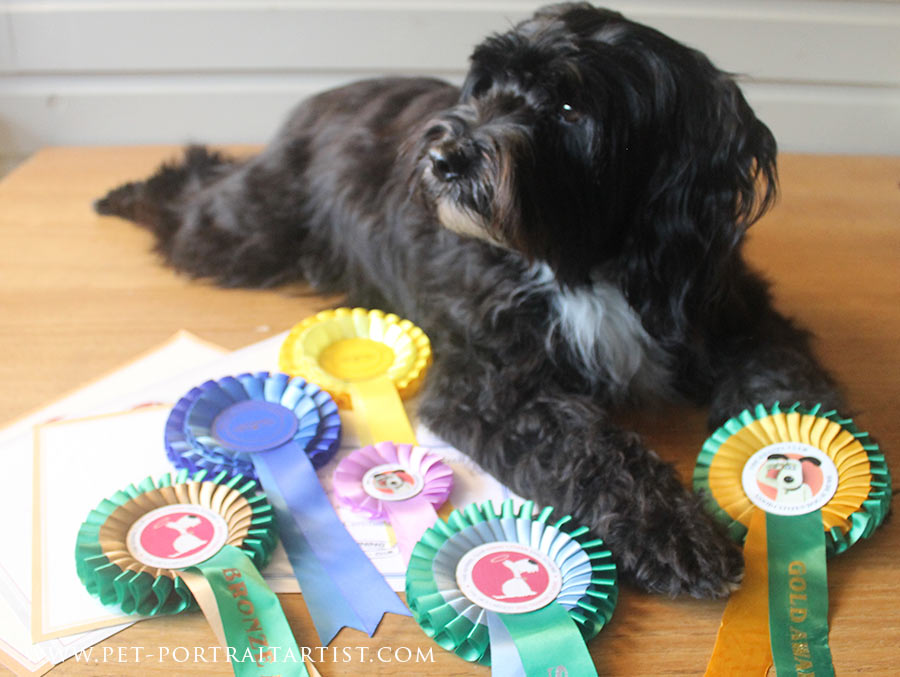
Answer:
[[279, 307, 431, 445], [694, 403, 890, 677]]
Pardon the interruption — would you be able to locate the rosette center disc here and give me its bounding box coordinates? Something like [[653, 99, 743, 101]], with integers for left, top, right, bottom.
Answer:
[[456, 542, 563, 614], [126, 504, 229, 569], [361, 463, 424, 502], [741, 442, 839, 516], [318, 338, 396, 381], [211, 400, 299, 453]]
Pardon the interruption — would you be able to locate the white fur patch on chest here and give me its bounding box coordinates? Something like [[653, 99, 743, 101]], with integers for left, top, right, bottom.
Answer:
[[532, 265, 672, 400]]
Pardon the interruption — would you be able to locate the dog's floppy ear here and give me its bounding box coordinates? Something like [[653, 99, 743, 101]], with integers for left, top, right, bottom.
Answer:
[[695, 69, 779, 236], [618, 39, 778, 339]]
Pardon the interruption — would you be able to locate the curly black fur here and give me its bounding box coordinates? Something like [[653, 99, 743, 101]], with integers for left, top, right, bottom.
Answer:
[[96, 3, 842, 597]]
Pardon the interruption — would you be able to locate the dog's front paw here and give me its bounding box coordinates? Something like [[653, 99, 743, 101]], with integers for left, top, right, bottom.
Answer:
[[613, 500, 744, 599]]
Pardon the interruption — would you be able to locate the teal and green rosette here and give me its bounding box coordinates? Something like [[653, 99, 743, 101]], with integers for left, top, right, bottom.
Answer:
[[694, 403, 891, 677], [406, 499, 618, 676], [75, 469, 309, 677]]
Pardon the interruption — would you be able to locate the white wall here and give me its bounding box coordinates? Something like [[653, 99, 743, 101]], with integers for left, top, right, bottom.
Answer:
[[1, 0, 898, 167]]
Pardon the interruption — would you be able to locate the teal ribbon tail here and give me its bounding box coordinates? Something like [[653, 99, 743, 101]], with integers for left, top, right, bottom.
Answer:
[[498, 602, 598, 677], [191, 545, 308, 677], [766, 512, 834, 677]]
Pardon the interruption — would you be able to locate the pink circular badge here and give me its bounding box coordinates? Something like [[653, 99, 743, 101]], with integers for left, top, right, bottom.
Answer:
[[455, 542, 562, 614], [126, 504, 228, 569]]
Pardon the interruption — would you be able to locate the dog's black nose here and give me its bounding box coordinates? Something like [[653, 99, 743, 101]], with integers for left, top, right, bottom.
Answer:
[[429, 144, 472, 182]]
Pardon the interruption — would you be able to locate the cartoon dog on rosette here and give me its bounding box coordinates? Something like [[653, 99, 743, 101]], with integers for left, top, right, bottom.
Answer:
[[496, 557, 542, 599], [154, 514, 206, 557], [756, 453, 822, 507], [372, 469, 416, 494]]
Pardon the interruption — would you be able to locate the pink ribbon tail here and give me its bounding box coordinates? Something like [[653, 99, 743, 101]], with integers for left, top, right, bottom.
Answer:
[[385, 495, 440, 564]]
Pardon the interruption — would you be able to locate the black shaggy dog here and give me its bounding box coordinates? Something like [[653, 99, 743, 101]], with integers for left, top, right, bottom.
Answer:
[[97, 3, 841, 598]]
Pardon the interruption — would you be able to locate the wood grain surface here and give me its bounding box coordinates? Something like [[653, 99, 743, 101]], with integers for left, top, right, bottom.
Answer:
[[1, 147, 897, 676]]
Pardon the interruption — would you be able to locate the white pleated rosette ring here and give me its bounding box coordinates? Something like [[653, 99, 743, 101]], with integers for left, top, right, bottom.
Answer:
[[333, 441, 452, 564]]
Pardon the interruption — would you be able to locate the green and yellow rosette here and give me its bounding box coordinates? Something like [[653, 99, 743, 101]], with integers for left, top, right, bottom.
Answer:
[[75, 469, 310, 677], [279, 307, 431, 445], [694, 403, 891, 677], [406, 499, 618, 676]]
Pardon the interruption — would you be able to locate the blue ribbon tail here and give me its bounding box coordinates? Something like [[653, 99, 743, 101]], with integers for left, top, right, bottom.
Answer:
[[253, 443, 409, 645], [251, 457, 359, 644], [487, 611, 526, 677]]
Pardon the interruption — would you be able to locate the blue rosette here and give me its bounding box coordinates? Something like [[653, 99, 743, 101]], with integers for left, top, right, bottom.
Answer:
[[165, 371, 340, 477], [164, 372, 409, 646], [406, 499, 618, 676]]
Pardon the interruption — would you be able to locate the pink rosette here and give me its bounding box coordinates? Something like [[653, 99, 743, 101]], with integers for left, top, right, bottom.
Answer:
[[333, 441, 453, 564]]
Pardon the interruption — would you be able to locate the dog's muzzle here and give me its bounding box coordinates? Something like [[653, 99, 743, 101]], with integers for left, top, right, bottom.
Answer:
[[422, 134, 497, 244], [416, 102, 529, 249], [427, 135, 480, 183]]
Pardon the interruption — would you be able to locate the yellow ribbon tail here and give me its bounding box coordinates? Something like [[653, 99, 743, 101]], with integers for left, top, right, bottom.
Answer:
[[350, 375, 417, 446], [705, 509, 773, 677]]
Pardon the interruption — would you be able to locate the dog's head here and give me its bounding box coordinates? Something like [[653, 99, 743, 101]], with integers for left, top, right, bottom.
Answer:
[[412, 3, 776, 323]]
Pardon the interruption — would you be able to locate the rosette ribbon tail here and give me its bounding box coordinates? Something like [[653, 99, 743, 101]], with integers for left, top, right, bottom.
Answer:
[[704, 510, 772, 676], [350, 375, 417, 446], [384, 495, 441, 564], [185, 545, 309, 677], [708, 509, 835, 677], [253, 443, 410, 644], [486, 612, 526, 677], [766, 511, 834, 676], [495, 604, 598, 677]]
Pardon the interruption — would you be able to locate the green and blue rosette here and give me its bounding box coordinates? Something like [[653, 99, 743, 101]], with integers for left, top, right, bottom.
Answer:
[[406, 499, 618, 676], [694, 402, 891, 677], [164, 371, 409, 646], [75, 469, 307, 676]]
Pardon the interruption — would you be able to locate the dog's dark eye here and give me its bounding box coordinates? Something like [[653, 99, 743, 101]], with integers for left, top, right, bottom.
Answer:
[[559, 103, 583, 124], [471, 75, 493, 97]]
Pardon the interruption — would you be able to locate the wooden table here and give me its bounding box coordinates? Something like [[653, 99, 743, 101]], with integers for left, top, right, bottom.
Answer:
[[1, 148, 897, 675]]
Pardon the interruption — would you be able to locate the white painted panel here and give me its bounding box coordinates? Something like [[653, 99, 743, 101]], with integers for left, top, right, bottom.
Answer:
[[1, 74, 897, 156], [2, 1, 898, 85], [743, 82, 900, 154], [3, 5, 495, 74], [0, 73, 372, 154], [0, 0, 898, 156], [0, 6, 13, 73], [630, 11, 900, 87]]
